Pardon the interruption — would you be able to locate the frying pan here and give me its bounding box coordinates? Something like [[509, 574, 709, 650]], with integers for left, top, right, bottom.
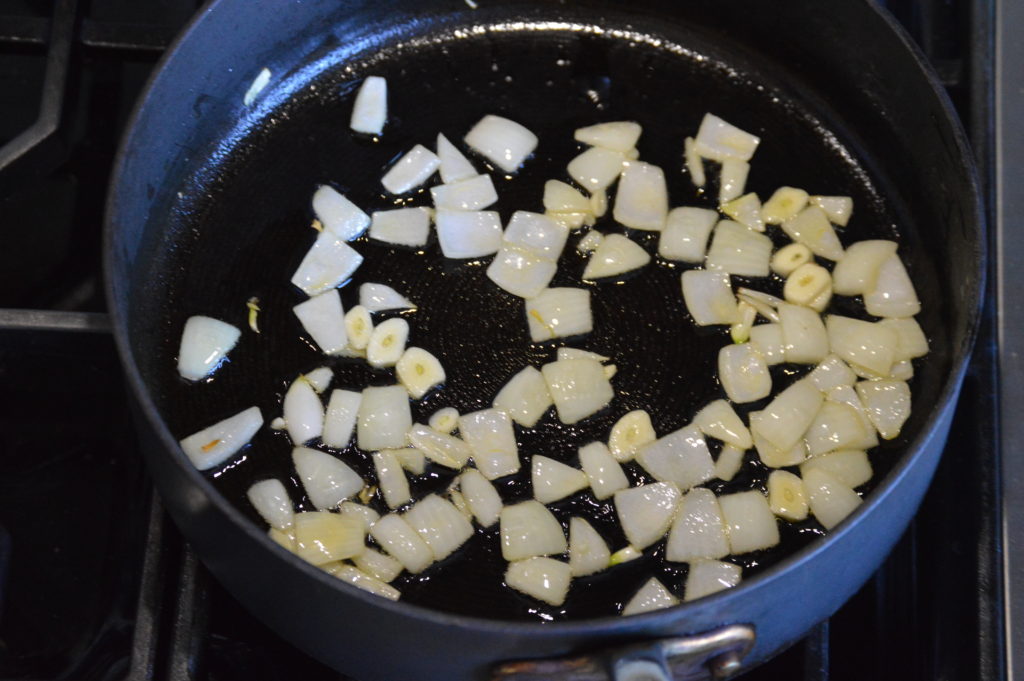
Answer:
[[104, 0, 984, 678]]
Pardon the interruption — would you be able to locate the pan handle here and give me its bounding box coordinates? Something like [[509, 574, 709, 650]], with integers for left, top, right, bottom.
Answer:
[[491, 624, 755, 681]]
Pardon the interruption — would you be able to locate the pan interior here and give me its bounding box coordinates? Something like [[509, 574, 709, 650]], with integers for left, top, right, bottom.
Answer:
[[134, 15, 948, 621]]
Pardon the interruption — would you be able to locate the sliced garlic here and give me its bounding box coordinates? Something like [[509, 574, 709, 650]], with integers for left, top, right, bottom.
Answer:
[[505, 557, 572, 606], [356, 385, 411, 451], [464, 114, 538, 172], [381, 145, 440, 195], [492, 365, 553, 428], [292, 446, 364, 509], [614, 482, 682, 550], [532, 455, 588, 503], [428, 407, 460, 434], [293, 511, 365, 565], [574, 121, 642, 152], [666, 487, 729, 562], [541, 358, 614, 424], [771, 243, 813, 277], [767, 470, 808, 521], [718, 490, 780, 554], [721, 192, 765, 232], [684, 560, 742, 602], [343, 305, 373, 351], [761, 187, 809, 225], [396, 347, 445, 399], [608, 410, 657, 462], [366, 317, 409, 369], [350, 75, 387, 135], [436, 132, 477, 183], [582, 233, 651, 280], [500, 500, 567, 561], [568, 516, 611, 577], [636, 425, 715, 492], [614, 161, 669, 231], [681, 269, 738, 326], [781, 206, 845, 261], [374, 449, 411, 509], [458, 408, 521, 480], [578, 441, 629, 500], [623, 576, 679, 615], [783, 263, 831, 307], [177, 315, 241, 381]]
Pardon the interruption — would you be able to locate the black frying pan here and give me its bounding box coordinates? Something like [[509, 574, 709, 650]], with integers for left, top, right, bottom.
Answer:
[[105, 1, 983, 678]]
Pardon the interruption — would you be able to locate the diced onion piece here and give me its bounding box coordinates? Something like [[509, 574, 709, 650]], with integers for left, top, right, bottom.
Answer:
[[801, 449, 872, 488], [825, 315, 898, 376], [658, 207, 717, 262], [504, 211, 569, 262], [577, 230, 604, 255], [293, 290, 347, 356], [541, 358, 614, 425], [753, 378, 824, 451], [583, 233, 651, 281], [268, 527, 296, 552], [312, 186, 370, 241], [350, 75, 387, 135], [177, 315, 241, 381], [366, 317, 409, 369], [779, 302, 830, 364], [737, 287, 783, 323], [666, 488, 729, 562], [685, 560, 742, 602], [293, 511, 364, 565], [608, 410, 657, 462], [435, 209, 503, 259], [525, 288, 592, 342], [683, 136, 706, 187], [781, 206, 845, 261], [283, 375, 324, 444], [464, 114, 537, 172], [578, 441, 629, 500], [404, 494, 474, 561], [714, 444, 745, 482], [749, 323, 785, 365], [448, 485, 473, 521], [381, 145, 440, 195], [810, 195, 853, 226], [373, 449, 411, 509], [803, 467, 862, 530], [718, 159, 749, 203], [705, 220, 773, 277], [591, 189, 608, 217], [809, 355, 858, 392], [407, 423, 472, 469], [721, 192, 765, 233], [636, 425, 715, 491], [832, 240, 898, 295], [878, 318, 929, 361], [460, 469, 503, 527], [436, 132, 477, 183], [783, 263, 831, 307], [243, 67, 271, 106], [430, 174, 498, 211], [291, 231, 364, 296], [338, 501, 380, 532], [693, 113, 760, 161], [396, 347, 446, 399], [694, 399, 753, 449], [532, 455, 588, 503], [369, 207, 432, 248], [762, 187, 810, 225], [500, 500, 567, 560], [568, 516, 611, 577], [493, 366, 553, 428], [543, 180, 591, 213], [487, 244, 558, 299], [459, 409, 521, 479], [292, 446, 363, 509], [351, 547, 404, 583], [567, 147, 627, 191], [428, 407, 460, 434], [771, 243, 813, 277], [370, 513, 434, 573], [730, 301, 757, 343], [826, 385, 880, 450], [855, 379, 911, 440], [343, 305, 373, 351], [719, 490, 780, 554], [247, 479, 294, 530], [623, 577, 679, 615], [864, 254, 921, 318], [547, 211, 589, 230], [357, 385, 411, 451], [614, 482, 682, 550], [505, 557, 572, 606], [750, 413, 808, 467], [557, 348, 609, 362], [681, 270, 738, 326], [574, 121, 642, 152], [322, 389, 361, 448], [324, 563, 401, 601], [891, 359, 914, 381], [718, 343, 772, 403], [766, 469, 809, 521], [303, 367, 333, 394], [610, 545, 643, 566], [614, 161, 669, 231], [392, 447, 426, 475], [359, 283, 416, 313]]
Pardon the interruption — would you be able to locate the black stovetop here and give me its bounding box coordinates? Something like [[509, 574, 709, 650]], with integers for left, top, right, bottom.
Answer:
[[0, 1, 1005, 680]]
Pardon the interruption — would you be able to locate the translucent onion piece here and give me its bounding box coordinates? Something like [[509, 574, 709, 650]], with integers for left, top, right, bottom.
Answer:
[[246, 479, 294, 530], [749, 323, 785, 365], [736, 287, 783, 323], [567, 147, 627, 192], [658, 207, 717, 262], [430, 174, 498, 211], [730, 301, 757, 343], [312, 185, 370, 241], [761, 186, 809, 225], [591, 189, 608, 217], [694, 399, 753, 449], [322, 389, 362, 449], [547, 211, 589, 230], [801, 449, 872, 488], [890, 359, 914, 380], [369, 207, 432, 248], [404, 494, 474, 561], [878, 318, 929, 361], [608, 410, 657, 462], [750, 413, 808, 467], [781, 206, 845, 261], [500, 500, 567, 561], [436, 132, 477, 183], [578, 441, 629, 500], [718, 159, 749, 203], [293, 511, 365, 565], [614, 161, 669, 231], [428, 407, 460, 434], [505, 557, 572, 606], [720, 192, 765, 232], [705, 220, 773, 277], [381, 145, 440, 194], [435, 209, 503, 259], [393, 447, 426, 475], [809, 355, 858, 393], [771, 243, 813, 277], [283, 375, 324, 445], [826, 385, 880, 450], [396, 347, 446, 399], [767, 469, 809, 521], [803, 467, 862, 530], [464, 114, 538, 172], [779, 303, 830, 365], [543, 180, 591, 213], [359, 283, 416, 313], [292, 446, 363, 509], [291, 231, 364, 296], [350, 75, 387, 135], [583, 233, 651, 280], [684, 560, 742, 602], [343, 305, 373, 350], [373, 449, 411, 509], [610, 545, 643, 566], [370, 513, 434, 573], [666, 488, 729, 562], [783, 263, 831, 307], [531, 455, 588, 503], [541, 358, 614, 424], [324, 563, 401, 601], [856, 379, 911, 440], [459, 408, 521, 479], [558, 348, 609, 362], [620, 577, 678, 617], [693, 113, 760, 161], [268, 527, 296, 552], [714, 443, 746, 482], [577, 230, 604, 254], [357, 385, 411, 451], [614, 482, 682, 550], [574, 121, 642, 152], [303, 367, 333, 394], [493, 365, 553, 428], [177, 315, 240, 381], [636, 425, 715, 492], [568, 516, 611, 577], [243, 67, 271, 106], [719, 490, 780, 554], [753, 378, 824, 451], [864, 254, 921, 318], [525, 288, 593, 342], [810, 195, 853, 226], [684, 136, 706, 187], [503, 211, 570, 262], [832, 240, 898, 295], [718, 343, 772, 404], [460, 468, 503, 527], [486, 245, 558, 299], [293, 290, 347, 355], [350, 548, 404, 584], [338, 501, 380, 532], [681, 270, 738, 326], [407, 423, 472, 469], [825, 315, 898, 376], [366, 317, 409, 369]]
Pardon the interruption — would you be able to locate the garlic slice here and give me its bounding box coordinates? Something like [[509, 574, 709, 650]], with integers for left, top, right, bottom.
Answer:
[[705, 220, 773, 277], [366, 317, 409, 369], [761, 187, 809, 225], [803, 467, 862, 530], [720, 192, 765, 232], [436, 132, 477, 183], [464, 114, 538, 172], [684, 560, 742, 602], [532, 455, 588, 503], [311, 185, 370, 241], [505, 557, 572, 606], [493, 365, 553, 428], [381, 145, 440, 195], [613, 161, 669, 231], [567, 146, 627, 192], [460, 468, 503, 527], [623, 577, 679, 615], [780, 206, 845, 261], [179, 407, 263, 470], [771, 243, 813, 277], [578, 441, 629, 500], [404, 494, 474, 561], [243, 67, 271, 106], [293, 290, 348, 355], [430, 174, 498, 211], [435, 210, 503, 259], [292, 446, 364, 509], [458, 408, 521, 479], [718, 490, 780, 554], [810, 195, 853, 226], [370, 513, 434, 573], [666, 487, 729, 562], [693, 113, 761, 161], [374, 449, 411, 509], [500, 500, 567, 560], [293, 511, 365, 565], [582, 233, 651, 280], [608, 409, 657, 462], [343, 305, 373, 350], [177, 315, 241, 381], [486, 244, 558, 299], [574, 121, 642, 152], [730, 300, 757, 343], [246, 479, 294, 530], [783, 263, 832, 307], [767, 470, 809, 521], [658, 207, 717, 262], [718, 343, 772, 403], [541, 358, 614, 424], [396, 347, 446, 399], [614, 482, 682, 550], [359, 283, 416, 313], [681, 270, 738, 326], [525, 288, 593, 342], [694, 399, 753, 449], [406, 423, 472, 469], [356, 385, 411, 451], [569, 516, 611, 577], [290, 231, 364, 296], [635, 425, 715, 492], [428, 407, 460, 434], [350, 75, 387, 135], [283, 375, 324, 445], [369, 207, 432, 248]]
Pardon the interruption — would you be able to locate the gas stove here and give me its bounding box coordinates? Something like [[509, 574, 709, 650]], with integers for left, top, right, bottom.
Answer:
[[0, 1, 1010, 679]]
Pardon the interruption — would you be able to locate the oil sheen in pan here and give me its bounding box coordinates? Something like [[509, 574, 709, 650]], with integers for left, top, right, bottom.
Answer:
[[149, 21, 934, 621]]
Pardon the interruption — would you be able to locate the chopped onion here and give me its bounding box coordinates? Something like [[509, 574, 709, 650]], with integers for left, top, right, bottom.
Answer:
[[781, 206, 845, 261], [493, 365, 553, 428], [878, 318, 929, 361], [543, 180, 591, 213], [366, 317, 409, 369], [293, 511, 365, 565], [324, 563, 401, 601], [864, 254, 921, 318], [246, 479, 294, 530], [311, 186, 370, 241], [369, 207, 432, 248], [666, 488, 729, 562], [541, 358, 614, 424], [486, 244, 558, 299], [771, 243, 813, 277], [404, 494, 474, 561], [767, 470, 809, 522], [718, 159, 749, 203], [351, 548, 404, 584], [359, 283, 416, 313], [459, 408, 521, 479], [459, 469, 503, 527], [658, 207, 717, 262], [578, 441, 629, 500], [396, 347, 445, 399], [574, 121, 642, 152], [293, 290, 347, 356], [381, 145, 440, 195], [609, 545, 643, 566], [590, 189, 608, 217], [801, 449, 872, 488], [435, 209, 503, 259], [623, 576, 679, 615], [373, 449, 411, 509], [750, 414, 808, 467], [291, 231, 364, 296], [568, 516, 611, 577], [500, 500, 567, 560], [546, 211, 589, 230], [693, 113, 760, 161], [532, 455, 588, 503], [505, 557, 572, 606], [714, 443, 745, 482], [582, 233, 651, 280], [737, 287, 783, 323], [177, 315, 241, 381], [752, 378, 824, 451], [825, 315, 898, 376], [428, 407, 460, 434], [826, 385, 880, 450], [718, 490, 780, 554], [436, 132, 477, 183], [557, 348, 609, 362], [292, 446, 364, 509], [356, 385, 411, 451], [406, 423, 472, 469], [809, 195, 853, 226], [779, 302, 830, 364], [464, 114, 538, 172], [783, 263, 831, 307], [350, 75, 387, 135], [730, 300, 757, 343], [706, 220, 773, 277], [576, 230, 604, 254], [393, 447, 426, 475], [832, 240, 898, 295], [268, 527, 296, 552], [721, 192, 765, 232], [322, 389, 362, 448], [338, 501, 380, 532], [856, 379, 911, 440], [636, 425, 715, 491], [370, 513, 434, 573], [430, 174, 498, 211], [567, 147, 627, 191], [681, 270, 738, 326], [243, 67, 271, 106], [803, 467, 862, 530], [283, 375, 323, 444], [303, 367, 333, 394], [694, 399, 753, 449], [761, 187, 809, 225], [503, 211, 569, 262], [809, 355, 858, 392], [614, 482, 682, 550], [718, 343, 772, 403], [749, 323, 785, 365], [684, 560, 742, 602], [683, 136, 706, 187], [608, 409, 657, 462], [525, 288, 592, 342], [613, 161, 669, 231]]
